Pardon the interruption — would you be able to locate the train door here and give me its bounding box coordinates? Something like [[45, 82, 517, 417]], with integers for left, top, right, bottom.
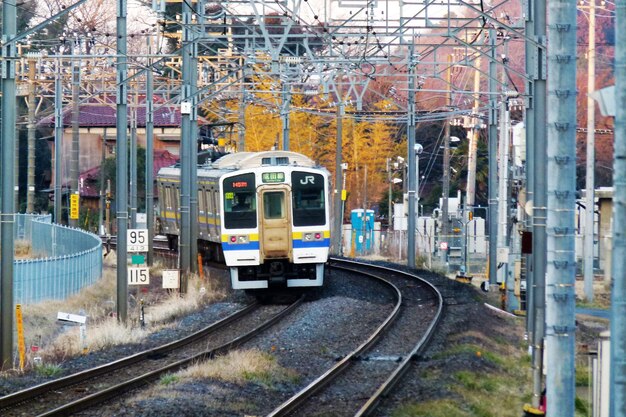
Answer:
[[259, 185, 292, 261]]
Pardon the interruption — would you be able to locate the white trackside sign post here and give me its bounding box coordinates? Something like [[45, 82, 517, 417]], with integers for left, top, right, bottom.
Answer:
[[127, 228, 149, 253]]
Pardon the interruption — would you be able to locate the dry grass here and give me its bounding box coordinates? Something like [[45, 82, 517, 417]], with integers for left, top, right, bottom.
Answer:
[[132, 349, 299, 403], [19, 253, 225, 368]]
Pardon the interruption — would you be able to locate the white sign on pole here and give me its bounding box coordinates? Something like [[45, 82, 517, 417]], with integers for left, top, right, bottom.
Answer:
[[162, 270, 180, 289], [128, 267, 150, 285], [127, 228, 149, 252], [57, 312, 87, 324]]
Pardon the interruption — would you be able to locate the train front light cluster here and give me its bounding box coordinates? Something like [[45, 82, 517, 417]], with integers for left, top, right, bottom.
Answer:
[[228, 235, 250, 244], [303, 232, 324, 242]]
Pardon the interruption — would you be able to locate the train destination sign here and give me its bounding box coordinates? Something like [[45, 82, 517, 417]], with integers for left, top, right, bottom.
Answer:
[[262, 172, 285, 183]]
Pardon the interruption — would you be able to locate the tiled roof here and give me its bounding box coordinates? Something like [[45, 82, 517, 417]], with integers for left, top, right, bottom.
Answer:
[[38, 96, 193, 128]]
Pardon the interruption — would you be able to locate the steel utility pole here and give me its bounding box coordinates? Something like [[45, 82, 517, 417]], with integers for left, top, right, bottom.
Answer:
[[611, 0, 626, 412], [116, 0, 129, 323], [583, 0, 597, 302], [1, 0, 17, 370], [546, 0, 577, 412]]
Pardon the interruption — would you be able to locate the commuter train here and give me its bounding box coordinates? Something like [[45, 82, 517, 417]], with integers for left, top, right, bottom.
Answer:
[[156, 150, 331, 290]]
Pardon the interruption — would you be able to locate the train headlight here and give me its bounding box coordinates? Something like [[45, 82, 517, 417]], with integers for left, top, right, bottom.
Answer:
[[304, 233, 313, 241], [238, 235, 249, 244]]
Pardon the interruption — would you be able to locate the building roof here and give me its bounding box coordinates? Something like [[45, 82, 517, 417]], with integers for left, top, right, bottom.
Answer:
[[38, 96, 187, 128]]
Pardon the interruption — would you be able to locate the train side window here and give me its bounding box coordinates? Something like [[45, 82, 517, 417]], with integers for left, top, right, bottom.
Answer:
[[263, 191, 284, 219], [198, 186, 206, 214], [291, 172, 326, 226]]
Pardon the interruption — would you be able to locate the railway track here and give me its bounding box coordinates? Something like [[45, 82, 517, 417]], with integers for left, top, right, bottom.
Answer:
[[0, 297, 303, 417], [267, 258, 444, 417]]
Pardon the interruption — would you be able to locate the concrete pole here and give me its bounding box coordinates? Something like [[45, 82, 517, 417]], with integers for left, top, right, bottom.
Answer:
[[488, 29, 499, 287], [179, 0, 193, 275], [332, 70, 344, 256], [1, 0, 17, 370], [146, 40, 154, 266], [584, 0, 596, 302], [70, 38, 80, 228], [546, 0, 577, 412], [407, 48, 417, 269], [54, 59, 63, 225], [26, 56, 37, 213], [610, 0, 626, 413], [116, 0, 129, 323]]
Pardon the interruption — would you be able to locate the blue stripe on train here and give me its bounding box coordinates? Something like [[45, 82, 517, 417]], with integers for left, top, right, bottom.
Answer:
[[221, 242, 260, 251], [292, 238, 331, 249]]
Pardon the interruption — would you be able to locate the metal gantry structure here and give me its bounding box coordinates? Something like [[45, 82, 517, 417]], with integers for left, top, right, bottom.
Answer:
[[1, 0, 625, 414]]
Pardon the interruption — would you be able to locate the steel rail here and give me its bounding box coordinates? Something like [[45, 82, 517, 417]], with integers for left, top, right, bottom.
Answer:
[[347, 261, 444, 416], [0, 302, 260, 412], [35, 296, 303, 417], [266, 261, 403, 417]]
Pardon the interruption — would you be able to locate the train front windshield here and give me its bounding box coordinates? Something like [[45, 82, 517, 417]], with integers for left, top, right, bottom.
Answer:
[[291, 172, 326, 226], [223, 173, 257, 229]]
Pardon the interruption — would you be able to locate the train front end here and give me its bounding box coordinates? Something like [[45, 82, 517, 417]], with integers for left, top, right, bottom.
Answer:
[[220, 166, 330, 290]]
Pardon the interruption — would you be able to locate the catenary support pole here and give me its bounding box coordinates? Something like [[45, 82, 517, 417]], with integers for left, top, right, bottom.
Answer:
[[407, 46, 417, 269], [610, 0, 626, 413], [116, 0, 129, 323], [584, 0, 597, 302], [146, 38, 154, 266], [70, 39, 81, 228], [1, 0, 17, 370], [332, 69, 344, 256], [189, 16, 199, 274], [441, 57, 452, 267], [179, 0, 193, 276], [54, 58, 63, 225], [545, 0, 577, 413], [281, 81, 291, 151], [488, 29, 498, 288], [26, 56, 37, 213]]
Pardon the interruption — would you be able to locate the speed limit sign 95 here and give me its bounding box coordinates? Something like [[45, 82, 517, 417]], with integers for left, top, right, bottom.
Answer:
[[127, 229, 149, 252]]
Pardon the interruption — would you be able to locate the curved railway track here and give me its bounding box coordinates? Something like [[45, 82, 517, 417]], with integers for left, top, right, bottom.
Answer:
[[0, 297, 303, 417], [267, 258, 444, 417]]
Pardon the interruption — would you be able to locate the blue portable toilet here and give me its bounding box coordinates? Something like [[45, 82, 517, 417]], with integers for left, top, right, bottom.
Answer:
[[351, 209, 375, 254]]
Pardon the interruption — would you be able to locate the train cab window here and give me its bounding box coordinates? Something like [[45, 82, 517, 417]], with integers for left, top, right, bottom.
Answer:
[[223, 173, 256, 229], [291, 172, 326, 226], [263, 192, 285, 219]]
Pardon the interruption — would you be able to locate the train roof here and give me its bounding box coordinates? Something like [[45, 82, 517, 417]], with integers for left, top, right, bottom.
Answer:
[[210, 151, 318, 170]]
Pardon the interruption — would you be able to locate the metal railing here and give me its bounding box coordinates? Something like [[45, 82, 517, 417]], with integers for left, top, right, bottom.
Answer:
[[14, 214, 103, 304]]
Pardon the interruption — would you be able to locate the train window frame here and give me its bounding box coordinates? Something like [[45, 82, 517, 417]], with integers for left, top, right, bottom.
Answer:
[[263, 191, 285, 219], [223, 173, 257, 229], [291, 172, 326, 227]]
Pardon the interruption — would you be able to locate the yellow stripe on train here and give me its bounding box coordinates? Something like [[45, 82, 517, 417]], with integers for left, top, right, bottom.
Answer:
[[221, 233, 260, 242]]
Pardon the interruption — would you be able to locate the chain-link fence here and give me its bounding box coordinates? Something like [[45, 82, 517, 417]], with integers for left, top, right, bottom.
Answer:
[[14, 214, 103, 304]]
